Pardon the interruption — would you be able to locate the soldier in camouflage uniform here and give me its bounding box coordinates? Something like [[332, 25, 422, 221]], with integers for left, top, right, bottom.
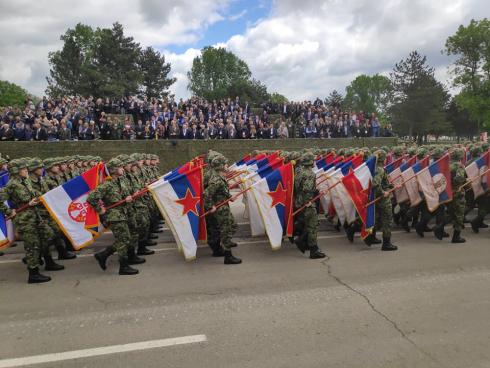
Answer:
[[204, 154, 241, 264], [1, 159, 62, 283], [434, 148, 467, 243], [293, 151, 326, 259], [369, 150, 397, 251], [28, 158, 76, 260], [469, 145, 489, 233], [86, 158, 139, 275]]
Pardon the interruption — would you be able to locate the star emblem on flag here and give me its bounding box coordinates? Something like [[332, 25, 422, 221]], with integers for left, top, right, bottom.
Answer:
[[267, 181, 287, 208], [175, 188, 200, 216]]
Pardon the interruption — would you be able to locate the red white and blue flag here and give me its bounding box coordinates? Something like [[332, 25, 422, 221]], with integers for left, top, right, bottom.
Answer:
[[149, 165, 204, 261], [251, 163, 294, 249], [342, 156, 377, 239], [416, 154, 453, 212], [0, 171, 14, 250], [402, 156, 429, 207], [465, 150, 489, 198], [40, 163, 107, 250]]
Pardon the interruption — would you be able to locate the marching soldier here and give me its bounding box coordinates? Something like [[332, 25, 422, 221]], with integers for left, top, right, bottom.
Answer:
[[293, 151, 326, 259], [204, 154, 241, 264], [87, 158, 139, 275]]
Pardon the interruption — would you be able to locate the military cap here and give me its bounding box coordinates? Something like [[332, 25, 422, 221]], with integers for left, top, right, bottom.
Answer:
[[27, 158, 44, 170], [43, 158, 59, 169], [481, 142, 489, 151], [471, 145, 482, 158], [0, 157, 8, 166], [417, 147, 427, 159], [106, 158, 123, 172], [299, 151, 315, 167], [210, 155, 228, 170], [451, 148, 464, 161], [431, 147, 444, 160], [407, 147, 417, 156], [8, 159, 27, 175]]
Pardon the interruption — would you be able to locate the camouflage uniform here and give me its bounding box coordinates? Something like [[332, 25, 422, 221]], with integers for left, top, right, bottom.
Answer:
[[204, 154, 241, 264], [370, 150, 397, 250], [293, 152, 326, 258], [3, 159, 58, 283], [87, 158, 139, 275], [469, 145, 490, 233], [435, 149, 467, 243]]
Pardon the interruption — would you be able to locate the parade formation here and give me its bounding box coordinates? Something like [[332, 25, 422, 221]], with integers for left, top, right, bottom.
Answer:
[[0, 141, 489, 284]]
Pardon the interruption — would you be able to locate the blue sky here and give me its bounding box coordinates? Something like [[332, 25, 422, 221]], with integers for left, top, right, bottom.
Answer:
[[164, 0, 272, 54]]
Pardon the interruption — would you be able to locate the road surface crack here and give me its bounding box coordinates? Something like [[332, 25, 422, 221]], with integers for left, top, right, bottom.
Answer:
[[320, 256, 446, 367]]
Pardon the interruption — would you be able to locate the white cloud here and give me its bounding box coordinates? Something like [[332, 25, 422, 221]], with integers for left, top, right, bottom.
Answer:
[[0, 0, 487, 100]]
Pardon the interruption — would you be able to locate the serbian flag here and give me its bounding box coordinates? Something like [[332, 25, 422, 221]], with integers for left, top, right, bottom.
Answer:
[[342, 156, 377, 239], [403, 156, 429, 207], [40, 163, 107, 250], [465, 150, 490, 198], [416, 154, 453, 212], [0, 171, 15, 250], [251, 163, 294, 249], [385, 156, 407, 204], [314, 153, 335, 170], [227, 154, 251, 172], [149, 165, 203, 261], [326, 161, 357, 225]]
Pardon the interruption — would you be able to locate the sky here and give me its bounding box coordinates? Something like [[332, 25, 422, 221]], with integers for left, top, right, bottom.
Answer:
[[0, 0, 488, 100]]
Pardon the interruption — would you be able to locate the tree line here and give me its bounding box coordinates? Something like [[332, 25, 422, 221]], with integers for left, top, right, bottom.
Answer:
[[1, 19, 489, 140]]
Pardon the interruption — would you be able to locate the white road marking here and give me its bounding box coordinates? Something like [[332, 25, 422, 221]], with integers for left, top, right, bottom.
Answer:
[[0, 231, 407, 264], [0, 334, 207, 368]]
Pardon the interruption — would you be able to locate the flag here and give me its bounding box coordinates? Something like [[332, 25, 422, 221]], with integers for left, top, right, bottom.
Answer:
[[326, 161, 357, 225], [390, 156, 416, 204], [416, 154, 453, 212], [314, 153, 335, 170], [342, 156, 376, 239], [0, 171, 14, 250], [40, 163, 107, 250], [402, 156, 429, 207], [251, 163, 294, 249], [227, 154, 251, 172], [149, 165, 203, 261], [465, 150, 489, 198]]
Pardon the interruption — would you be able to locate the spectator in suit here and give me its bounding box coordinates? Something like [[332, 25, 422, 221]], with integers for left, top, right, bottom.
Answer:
[[180, 123, 191, 139], [265, 122, 278, 139], [58, 120, 72, 141], [305, 121, 318, 138], [33, 121, 47, 141]]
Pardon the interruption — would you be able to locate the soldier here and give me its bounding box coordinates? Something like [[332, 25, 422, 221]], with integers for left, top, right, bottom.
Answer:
[[28, 158, 76, 260], [2, 159, 63, 283], [434, 148, 467, 243], [469, 145, 489, 233], [204, 154, 241, 264], [369, 150, 397, 251], [87, 158, 139, 275], [293, 151, 326, 259]]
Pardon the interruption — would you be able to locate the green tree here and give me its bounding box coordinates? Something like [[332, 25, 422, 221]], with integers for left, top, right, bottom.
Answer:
[[343, 74, 393, 115], [187, 46, 257, 101], [46, 23, 175, 98], [445, 18, 490, 131], [139, 47, 176, 98], [325, 90, 343, 108], [390, 51, 451, 141], [269, 92, 288, 104], [447, 100, 479, 140], [0, 80, 29, 107]]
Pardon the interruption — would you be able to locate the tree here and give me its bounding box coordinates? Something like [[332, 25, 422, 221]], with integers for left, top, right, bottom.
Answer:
[[0, 80, 29, 106], [390, 51, 451, 141], [187, 46, 259, 101], [46, 23, 175, 98], [325, 90, 343, 108], [269, 92, 288, 104], [139, 47, 176, 98], [343, 74, 393, 115], [447, 100, 479, 140], [445, 18, 490, 131]]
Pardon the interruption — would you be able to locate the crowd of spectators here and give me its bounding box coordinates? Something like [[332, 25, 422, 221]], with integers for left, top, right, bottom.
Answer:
[[0, 96, 394, 142]]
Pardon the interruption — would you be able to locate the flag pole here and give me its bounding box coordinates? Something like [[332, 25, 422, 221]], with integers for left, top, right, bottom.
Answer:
[[199, 186, 253, 218], [292, 180, 342, 217]]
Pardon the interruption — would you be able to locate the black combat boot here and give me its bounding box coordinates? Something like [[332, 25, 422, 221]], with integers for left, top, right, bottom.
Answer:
[[28, 267, 51, 284], [401, 218, 410, 232], [381, 237, 398, 251], [119, 256, 139, 275], [480, 221, 489, 228], [209, 242, 225, 257], [148, 233, 159, 240], [309, 245, 326, 259], [0, 252, 4, 256], [55, 239, 76, 260], [151, 226, 164, 234], [451, 230, 466, 244], [224, 250, 242, 264], [143, 239, 157, 246], [136, 244, 154, 256], [471, 217, 482, 233], [294, 237, 309, 253], [94, 246, 114, 271], [43, 253, 65, 271], [371, 230, 382, 244], [130, 247, 148, 263], [433, 226, 444, 241], [415, 222, 425, 238], [346, 225, 355, 243]]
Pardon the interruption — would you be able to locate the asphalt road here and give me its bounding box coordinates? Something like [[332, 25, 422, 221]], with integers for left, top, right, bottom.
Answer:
[[1, 211, 490, 368]]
